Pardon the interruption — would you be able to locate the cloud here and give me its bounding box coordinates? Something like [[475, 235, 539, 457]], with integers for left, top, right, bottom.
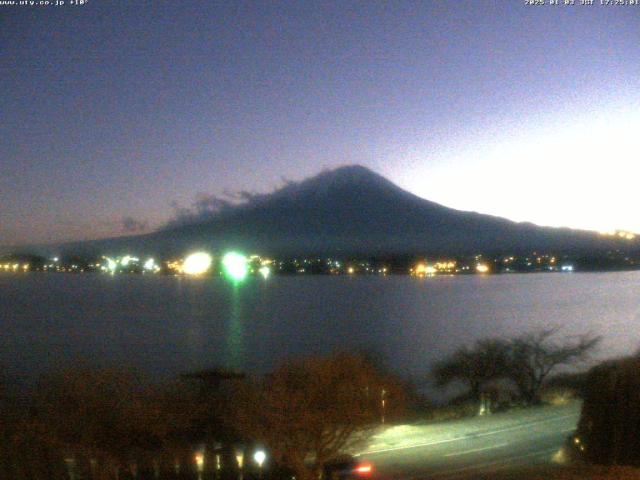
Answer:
[[193, 193, 233, 215], [122, 216, 148, 233], [164, 178, 299, 229], [165, 193, 234, 228]]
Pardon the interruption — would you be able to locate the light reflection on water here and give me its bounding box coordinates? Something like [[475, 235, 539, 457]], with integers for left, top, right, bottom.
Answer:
[[1, 271, 639, 385], [228, 282, 245, 371]]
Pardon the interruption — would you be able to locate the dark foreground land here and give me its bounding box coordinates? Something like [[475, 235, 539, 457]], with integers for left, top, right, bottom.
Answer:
[[466, 466, 640, 480]]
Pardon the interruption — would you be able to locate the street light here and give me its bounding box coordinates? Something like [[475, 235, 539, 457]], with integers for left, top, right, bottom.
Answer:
[[253, 450, 266, 479], [195, 452, 205, 480], [64, 457, 76, 480], [90, 458, 97, 479], [235, 449, 244, 480]]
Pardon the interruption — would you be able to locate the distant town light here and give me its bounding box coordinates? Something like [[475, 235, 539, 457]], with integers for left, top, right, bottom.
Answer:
[[183, 252, 213, 275], [222, 252, 248, 281], [600, 229, 636, 240], [259, 265, 271, 279]]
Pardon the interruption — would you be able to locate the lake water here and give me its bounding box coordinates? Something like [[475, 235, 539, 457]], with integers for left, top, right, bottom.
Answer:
[[1, 271, 639, 388]]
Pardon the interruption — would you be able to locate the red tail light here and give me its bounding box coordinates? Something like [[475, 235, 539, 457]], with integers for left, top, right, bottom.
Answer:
[[354, 463, 373, 475]]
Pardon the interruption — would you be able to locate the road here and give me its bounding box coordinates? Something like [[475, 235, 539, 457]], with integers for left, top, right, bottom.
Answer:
[[355, 402, 581, 479]]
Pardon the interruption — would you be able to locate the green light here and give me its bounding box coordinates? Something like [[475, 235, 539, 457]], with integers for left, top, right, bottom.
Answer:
[[222, 252, 248, 281]]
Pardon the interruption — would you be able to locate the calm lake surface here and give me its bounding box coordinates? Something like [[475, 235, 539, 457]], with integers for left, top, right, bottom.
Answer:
[[1, 271, 639, 386]]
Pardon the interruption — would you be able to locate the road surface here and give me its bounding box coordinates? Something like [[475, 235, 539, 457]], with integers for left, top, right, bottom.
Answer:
[[355, 402, 580, 479]]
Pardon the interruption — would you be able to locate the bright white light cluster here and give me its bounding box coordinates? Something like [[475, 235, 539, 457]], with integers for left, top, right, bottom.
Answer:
[[183, 252, 213, 275], [143, 258, 160, 272]]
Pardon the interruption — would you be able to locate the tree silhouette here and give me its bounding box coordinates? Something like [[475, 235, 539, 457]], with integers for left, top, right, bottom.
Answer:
[[432, 329, 600, 406], [432, 339, 510, 401], [505, 328, 600, 404]]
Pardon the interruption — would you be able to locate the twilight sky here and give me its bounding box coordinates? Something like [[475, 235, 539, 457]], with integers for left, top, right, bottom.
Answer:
[[2, 1, 639, 247]]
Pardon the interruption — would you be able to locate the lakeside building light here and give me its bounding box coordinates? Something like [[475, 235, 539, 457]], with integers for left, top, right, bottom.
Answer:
[[414, 263, 436, 276], [166, 260, 184, 274], [434, 261, 456, 272], [183, 252, 213, 275], [476, 263, 490, 274]]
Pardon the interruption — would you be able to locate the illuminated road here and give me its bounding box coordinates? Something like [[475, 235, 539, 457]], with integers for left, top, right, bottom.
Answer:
[[356, 402, 580, 479]]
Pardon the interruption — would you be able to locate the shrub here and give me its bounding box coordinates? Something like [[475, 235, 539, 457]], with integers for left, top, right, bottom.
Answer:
[[576, 356, 640, 466]]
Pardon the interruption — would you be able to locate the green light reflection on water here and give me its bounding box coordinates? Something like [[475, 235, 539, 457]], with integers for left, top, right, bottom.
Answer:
[[227, 281, 245, 371]]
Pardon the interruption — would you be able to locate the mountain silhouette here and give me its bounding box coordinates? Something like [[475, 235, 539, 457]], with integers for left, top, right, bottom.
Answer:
[[62, 165, 633, 257]]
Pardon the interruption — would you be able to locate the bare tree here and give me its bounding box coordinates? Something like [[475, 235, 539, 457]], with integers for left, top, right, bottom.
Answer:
[[231, 353, 405, 480], [505, 328, 601, 404], [432, 330, 601, 406], [432, 339, 510, 401]]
